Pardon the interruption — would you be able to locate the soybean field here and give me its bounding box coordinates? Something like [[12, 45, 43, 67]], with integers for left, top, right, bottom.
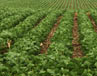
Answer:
[[0, 0, 97, 76]]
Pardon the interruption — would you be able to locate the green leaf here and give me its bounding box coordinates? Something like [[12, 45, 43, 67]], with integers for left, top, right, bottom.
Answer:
[[47, 69, 55, 74], [40, 70, 46, 74], [94, 62, 97, 67]]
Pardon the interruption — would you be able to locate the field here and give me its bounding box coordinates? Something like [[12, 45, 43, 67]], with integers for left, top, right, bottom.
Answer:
[[0, 0, 97, 76], [0, 0, 97, 9]]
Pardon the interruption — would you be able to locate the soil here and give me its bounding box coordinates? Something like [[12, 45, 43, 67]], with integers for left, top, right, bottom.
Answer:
[[72, 13, 83, 58], [0, 46, 8, 54], [40, 16, 62, 54], [0, 50, 8, 54]]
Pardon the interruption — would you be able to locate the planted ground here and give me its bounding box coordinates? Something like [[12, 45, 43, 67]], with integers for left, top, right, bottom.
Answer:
[[0, 9, 97, 76]]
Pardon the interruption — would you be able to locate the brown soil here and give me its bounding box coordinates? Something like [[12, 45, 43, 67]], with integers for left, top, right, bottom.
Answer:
[[0, 45, 8, 54], [87, 12, 97, 32], [0, 49, 8, 54], [72, 13, 83, 58], [40, 16, 62, 54]]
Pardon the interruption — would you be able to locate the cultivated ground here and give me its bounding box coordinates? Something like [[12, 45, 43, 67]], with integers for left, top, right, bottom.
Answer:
[[0, 0, 97, 76]]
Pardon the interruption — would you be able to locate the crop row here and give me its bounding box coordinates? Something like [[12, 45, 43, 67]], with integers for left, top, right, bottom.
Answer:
[[0, 10, 64, 75], [0, 10, 47, 51], [1, 0, 97, 10], [0, 9, 36, 32], [8, 10, 63, 55], [0, 10, 97, 75], [0, 8, 25, 22]]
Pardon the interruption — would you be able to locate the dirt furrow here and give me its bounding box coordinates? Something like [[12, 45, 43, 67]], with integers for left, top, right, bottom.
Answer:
[[87, 12, 97, 32], [72, 13, 83, 58], [40, 16, 62, 54]]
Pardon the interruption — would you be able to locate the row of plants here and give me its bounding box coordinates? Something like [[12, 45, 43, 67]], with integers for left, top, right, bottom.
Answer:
[[0, 8, 24, 22], [36, 11, 97, 76], [48, 11, 73, 57], [0, 9, 36, 32], [40, 11, 74, 76], [1, 0, 97, 10], [0, 11, 47, 51], [76, 11, 97, 75], [91, 10, 97, 24], [9, 10, 64, 55], [32, 11, 97, 76], [0, 10, 64, 75], [27, 11, 97, 76], [1, 10, 97, 76], [78, 11, 97, 55]]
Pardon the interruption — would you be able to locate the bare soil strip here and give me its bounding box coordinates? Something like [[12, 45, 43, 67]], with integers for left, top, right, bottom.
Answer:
[[87, 12, 97, 32], [72, 13, 83, 58], [40, 16, 62, 54]]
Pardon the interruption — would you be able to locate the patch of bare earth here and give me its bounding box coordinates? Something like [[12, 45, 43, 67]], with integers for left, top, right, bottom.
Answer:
[[72, 13, 83, 58]]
